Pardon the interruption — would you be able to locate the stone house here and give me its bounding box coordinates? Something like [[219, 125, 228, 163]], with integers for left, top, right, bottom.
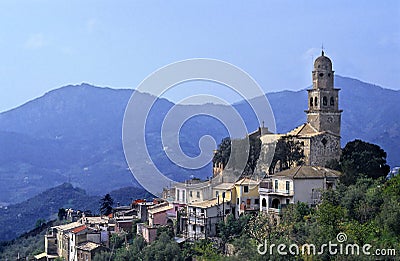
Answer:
[[259, 165, 340, 214]]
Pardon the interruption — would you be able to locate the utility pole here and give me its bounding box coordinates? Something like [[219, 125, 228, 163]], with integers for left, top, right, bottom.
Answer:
[[222, 192, 225, 221]]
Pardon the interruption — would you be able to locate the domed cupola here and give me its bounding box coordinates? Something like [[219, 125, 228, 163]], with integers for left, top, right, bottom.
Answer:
[[314, 50, 332, 71], [312, 50, 334, 90]]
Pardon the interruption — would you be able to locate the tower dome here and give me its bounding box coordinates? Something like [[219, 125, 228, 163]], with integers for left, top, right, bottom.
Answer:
[[314, 50, 332, 71]]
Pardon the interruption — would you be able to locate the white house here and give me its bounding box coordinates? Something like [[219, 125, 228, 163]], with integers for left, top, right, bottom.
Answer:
[[259, 165, 340, 214]]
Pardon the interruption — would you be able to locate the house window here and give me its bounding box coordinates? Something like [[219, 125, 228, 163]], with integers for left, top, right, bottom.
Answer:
[[286, 199, 290, 205], [254, 198, 259, 205], [182, 191, 186, 202], [275, 180, 278, 191], [197, 191, 200, 198], [314, 97, 318, 106], [176, 190, 180, 201], [189, 191, 192, 197], [246, 199, 251, 206], [330, 97, 334, 106], [286, 181, 290, 193], [201, 226, 204, 232], [310, 97, 313, 107], [216, 191, 219, 197], [244, 186, 249, 193], [201, 208, 204, 214]]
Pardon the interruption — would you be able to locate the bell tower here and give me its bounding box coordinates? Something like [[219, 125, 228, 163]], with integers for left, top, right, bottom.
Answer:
[[306, 51, 342, 136]]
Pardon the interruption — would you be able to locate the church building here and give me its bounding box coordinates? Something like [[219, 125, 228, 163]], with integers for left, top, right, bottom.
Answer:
[[257, 51, 342, 172]]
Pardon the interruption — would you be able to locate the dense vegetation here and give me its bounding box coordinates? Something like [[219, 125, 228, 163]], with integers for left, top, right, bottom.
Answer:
[[327, 139, 391, 186], [94, 176, 400, 260], [0, 220, 57, 260]]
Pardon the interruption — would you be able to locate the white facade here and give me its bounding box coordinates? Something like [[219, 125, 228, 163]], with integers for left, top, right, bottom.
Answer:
[[185, 198, 230, 239]]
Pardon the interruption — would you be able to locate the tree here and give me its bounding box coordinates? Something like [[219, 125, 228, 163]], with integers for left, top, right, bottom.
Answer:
[[100, 194, 114, 216], [243, 137, 262, 175], [218, 214, 250, 243], [212, 137, 232, 169], [35, 219, 46, 228], [143, 232, 182, 261], [340, 139, 390, 185], [213, 136, 262, 176], [269, 136, 305, 174], [58, 208, 67, 221]]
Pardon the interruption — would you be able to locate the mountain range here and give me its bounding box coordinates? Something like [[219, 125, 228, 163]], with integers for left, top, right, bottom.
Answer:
[[0, 75, 398, 206], [0, 183, 152, 242]]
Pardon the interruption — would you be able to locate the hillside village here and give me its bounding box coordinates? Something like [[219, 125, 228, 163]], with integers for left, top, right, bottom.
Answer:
[[31, 52, 398, 261]]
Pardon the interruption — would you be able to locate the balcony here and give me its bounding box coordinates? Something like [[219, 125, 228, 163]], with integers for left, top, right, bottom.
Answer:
[[260, 187, 294, 196]]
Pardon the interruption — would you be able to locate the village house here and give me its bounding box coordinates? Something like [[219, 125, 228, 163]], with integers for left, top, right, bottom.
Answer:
[[231, 178, 260, 217], [182, 197, 230, 240], [35, 216, 112, 261], [76, 242, 108, 261], [259, 165, 340, 214], [136, 201, 176, 243]]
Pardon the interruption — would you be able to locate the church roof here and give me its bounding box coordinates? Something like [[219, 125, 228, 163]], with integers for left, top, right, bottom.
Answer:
[[274, 165, 341, 179], [287, 123, 319, 136], [314, 50, 332, 71], [286, 123, 340, 138]]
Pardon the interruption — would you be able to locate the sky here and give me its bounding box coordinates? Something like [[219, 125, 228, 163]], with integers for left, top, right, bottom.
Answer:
[[0, 0, 399, 112]]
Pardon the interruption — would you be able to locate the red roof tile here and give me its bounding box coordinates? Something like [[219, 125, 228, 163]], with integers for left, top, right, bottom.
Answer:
[[71, 225, 87, 234]]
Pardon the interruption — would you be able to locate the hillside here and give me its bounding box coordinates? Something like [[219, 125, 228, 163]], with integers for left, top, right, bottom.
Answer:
[[0, 183, 152, 242], [0, 76, 398, 206]]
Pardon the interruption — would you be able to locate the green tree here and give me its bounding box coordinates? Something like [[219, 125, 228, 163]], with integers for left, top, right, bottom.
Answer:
[[93, 251, 111, 261], [269, 136, 305, 174], [186, 239, 222, 260], [143, 232, 182, 261], [35, 218, 46, 228], [340, 139, 390, 185], [243, 137, 262, 175], [218, 214, 250, 243], [212, 137, 232, 169], [58, 208, 67, 221], [213, 136, 262, 176], [99, 193, 114, 216]]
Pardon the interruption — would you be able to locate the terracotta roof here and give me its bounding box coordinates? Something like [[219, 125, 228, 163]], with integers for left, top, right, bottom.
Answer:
[[71, 225, 87, 234], [274, 165, 341, 179]]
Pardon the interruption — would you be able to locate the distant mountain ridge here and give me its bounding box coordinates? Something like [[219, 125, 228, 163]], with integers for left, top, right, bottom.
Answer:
[[0, 183, 152, 242], [0, 76, 398, 205]]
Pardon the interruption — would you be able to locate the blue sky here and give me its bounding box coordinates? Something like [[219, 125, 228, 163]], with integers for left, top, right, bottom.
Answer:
[[0, 0, 399, 112]]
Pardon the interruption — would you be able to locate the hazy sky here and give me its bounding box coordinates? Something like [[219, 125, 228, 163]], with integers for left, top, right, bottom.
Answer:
[[0, 1, 399, 112]]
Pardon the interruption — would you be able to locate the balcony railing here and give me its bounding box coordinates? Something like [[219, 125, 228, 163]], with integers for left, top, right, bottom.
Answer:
[[259, 188, 294, 196]]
